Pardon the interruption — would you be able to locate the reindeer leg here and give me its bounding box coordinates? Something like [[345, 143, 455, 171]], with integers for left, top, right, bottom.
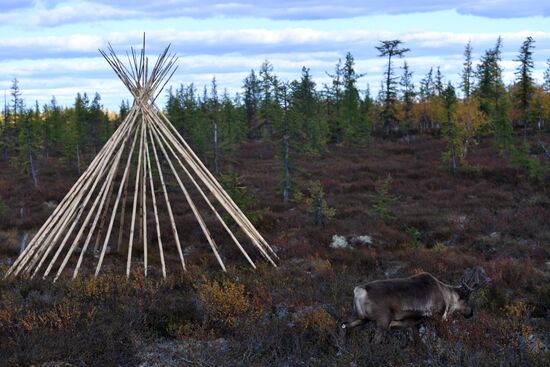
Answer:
[[342, 318, 367, 329], [340, 318, 367, 338], [410, 324, 421, 344], [373, 315, 391, 344], [373, 327, 385, 344]]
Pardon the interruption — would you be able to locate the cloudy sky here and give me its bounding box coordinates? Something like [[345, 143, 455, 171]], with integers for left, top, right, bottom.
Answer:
[[0, 0, 549, 111]]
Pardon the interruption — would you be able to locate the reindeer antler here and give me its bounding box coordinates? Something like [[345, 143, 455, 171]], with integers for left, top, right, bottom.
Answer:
[[461, 267, 491, 293]]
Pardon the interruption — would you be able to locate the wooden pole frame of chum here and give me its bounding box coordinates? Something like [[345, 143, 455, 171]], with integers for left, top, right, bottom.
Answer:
[[4, 35, 277, 281]]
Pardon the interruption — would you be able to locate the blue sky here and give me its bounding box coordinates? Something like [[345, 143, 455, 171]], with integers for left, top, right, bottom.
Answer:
[[0, 1, 549, 111]]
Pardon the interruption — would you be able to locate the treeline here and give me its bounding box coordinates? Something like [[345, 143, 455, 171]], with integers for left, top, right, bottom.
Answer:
[[159, 36, 550, 181], [1, 37, 549, 193], [1, 86, 122, 189]]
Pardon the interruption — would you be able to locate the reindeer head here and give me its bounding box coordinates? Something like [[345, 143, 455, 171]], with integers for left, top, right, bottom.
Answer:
[[455, 267, 491, 318]]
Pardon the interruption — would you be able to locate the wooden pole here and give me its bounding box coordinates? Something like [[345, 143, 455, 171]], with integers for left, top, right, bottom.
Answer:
[[125, 119, 145, 277], [24, 114, 136, 277], [148, 116, 256, 269], [9, 38, 278, 280], [157, 109, 277, 259], [147, 121, 186, 272], [141, 115, 148, 276], [150, 111, 276, 265], [116, 165, 131, 253], [148, 114, 227, 272], [50, 127, 132, 281], [93, 163, 118, 255], [144, 121, 166, 278], [90, 118, 140, 279], [38, 117, 137, 279], [6, 108, 137, 277]]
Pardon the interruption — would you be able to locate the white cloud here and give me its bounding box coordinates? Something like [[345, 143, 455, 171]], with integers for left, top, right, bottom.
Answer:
[[1, 1, 549, 26], [1, 27, 548, 109], [2, 29, 549, 61]]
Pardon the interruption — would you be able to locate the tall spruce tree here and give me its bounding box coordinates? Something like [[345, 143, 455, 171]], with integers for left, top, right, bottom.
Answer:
[[2, 91, 9, 161], [326, 58, 344, 142], [543, 58, 550, 93], [18, 103, 40, 188], [243, 69, 261, 136], [291, 67, 327, 155], [418, 67, 435, 132], [460, 41, 474, 98], [43, 96, 63, 157], [67, 93, 88, 174], [276, 81, 295, 202], [210, 77, 221, 175], [476, 37, 510, 147], [434, 67, 444, 96], [376, 40, 410, 136], [258, 60, 281, 138], [400, 61, 416, 143], [442, 82, 458, 175], [341, 52, 365, 140], [10, 78, 23, 125], [514, 36, 535, 137], [88, 92, 107, 155]]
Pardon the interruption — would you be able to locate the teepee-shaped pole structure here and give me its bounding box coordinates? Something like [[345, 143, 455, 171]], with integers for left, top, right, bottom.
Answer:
[[5, 35, 277, 281]]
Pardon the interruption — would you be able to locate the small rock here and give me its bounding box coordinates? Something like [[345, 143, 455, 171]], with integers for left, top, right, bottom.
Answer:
[[331, 234, 374, 249], [330, 235, 349, 249], [351, 235, 373, 246]]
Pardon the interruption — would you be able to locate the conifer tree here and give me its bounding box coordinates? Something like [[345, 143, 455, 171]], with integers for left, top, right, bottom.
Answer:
[[258, 60, 281, 139], [210, 77, 221, 175], [460, 41, 474, 98], [43, 96, 63, 157], [2, 91, 9, 161], [326, 58, 344, 142], [341, 52, 365, 140], [418, 67, 435, 132], [376, 40, 410, 136], [400, 61, 416, 143], [434, 67, 444, 96], [514, 36, 535, 137], [543, 58, 550, 93], [243, 69, 261, 136], [10, 78, 23, 125], [476, 37, 510, 147], [291, 67, 327, 155], [65, 93, 88, 173], [220, 89, 239, 153], [18, 103, 40, 188], [442, 82, 458, 175], [88, 92, 108, 155]]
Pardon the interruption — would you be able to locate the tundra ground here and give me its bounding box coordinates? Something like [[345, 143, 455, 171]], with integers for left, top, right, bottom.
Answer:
[[0, 133, 549, 366]]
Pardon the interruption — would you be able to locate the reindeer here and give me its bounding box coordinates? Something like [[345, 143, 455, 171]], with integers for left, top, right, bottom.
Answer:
[[340, 267, 490, 343]]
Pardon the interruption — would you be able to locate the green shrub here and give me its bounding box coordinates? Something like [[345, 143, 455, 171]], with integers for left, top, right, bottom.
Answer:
[[511, 142, 545, 182], [370, 174, 395, 221], [408, 226, 422, 250], [290, 180, 336, 226], [219, 170, 264, 225]]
